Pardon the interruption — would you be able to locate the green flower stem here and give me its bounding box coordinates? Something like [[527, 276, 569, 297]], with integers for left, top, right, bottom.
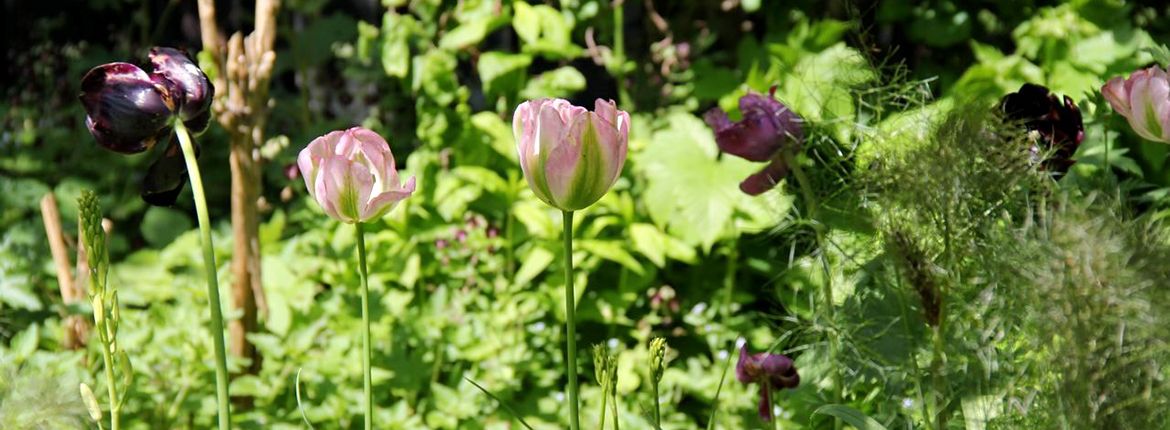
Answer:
[[765, 379, 777, 430], [598, 378, 608, 430], [173, 120, 232, 430], [781, 148, 841, 430], [652, 378, 662, 430], [562, 210, 581, 430], [612, 0, 631, 108], [355, 222, 373, 430], [97, 314, 119, 430]]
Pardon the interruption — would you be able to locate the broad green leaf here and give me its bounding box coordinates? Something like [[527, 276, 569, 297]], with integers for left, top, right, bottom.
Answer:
[[520, 66, 585, 99], [629, 223, 666, 267], [514, 247, 553, 287], [812, 405, 888, 430], [140, 206, 193, 248], [381, 12, 413, 78], [438, 15, 505, 50], [477, 51, 532, 95], [637, 111, 756, 250], [11, 323, 39, 359], [578, 239, 643, 274]]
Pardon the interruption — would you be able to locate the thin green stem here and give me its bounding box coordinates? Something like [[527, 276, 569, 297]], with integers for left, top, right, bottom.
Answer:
[[173, 120, 232, 430], [652, 378, 662, 429], [612, 0, 631, 108], [562, 210, 581, 430], [98, 323, 119, 430], [355, 222, 373, 430], [930, 325, 946, 430], [610, 388, 619, 430], [598, 378, 608, 430], [781, 149, 841, 430], [766, 379, 778, 430]]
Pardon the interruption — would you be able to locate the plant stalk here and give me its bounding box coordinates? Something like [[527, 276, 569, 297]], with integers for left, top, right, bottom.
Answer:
[[562, 210, 581, 430], [652, 378, 662, 429], [781, 148, 841, 430], [174, 120, 232, 430], [356, 222, 373, 430], [98, 321, 120, 430], [612, 0, 631, 108]]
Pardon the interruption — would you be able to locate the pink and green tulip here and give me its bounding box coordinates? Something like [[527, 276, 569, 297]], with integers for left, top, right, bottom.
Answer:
[[298, 127, 416, 223], [512, 98, 629, 211], [1103, 66, 1170, 144]]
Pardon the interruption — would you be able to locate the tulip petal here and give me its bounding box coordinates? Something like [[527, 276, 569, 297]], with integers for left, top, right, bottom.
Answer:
[[299, 130, 345, 195], [80, 62, 173, 154], [1102, 76, 1131, 117], [149, 47, 214, 133], [1129, 74, 1170, 143], [362, 175, 417, 220], [315, 156, 373, 223], [740, 158, 790, 196], [141, 136, 189, 207]]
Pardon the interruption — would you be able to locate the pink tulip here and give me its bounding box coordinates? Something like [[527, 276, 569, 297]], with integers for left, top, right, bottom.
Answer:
[[298, 127, 416, 223], [513, 98, 629, 211], [1102, 66, 1170, 143]]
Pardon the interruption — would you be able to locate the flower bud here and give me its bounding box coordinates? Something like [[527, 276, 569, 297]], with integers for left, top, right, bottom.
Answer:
[[149, 47, 214, 134], [704, 87, 803, 195], [297, 127, 417, 223], [513, 98, 629, 211], [736, 342, 799, 421], [79, 63, 173, 154], [1000, 83, 1084, 175], [1103, 67, 1170, 144]]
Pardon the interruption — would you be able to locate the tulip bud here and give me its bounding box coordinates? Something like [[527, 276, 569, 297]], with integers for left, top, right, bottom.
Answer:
[[1103, 66, 1170, 144], [736, 342, 799, 421], [79, 63, 173, 154], [704, 87, 804, 195], [513, 98, 629, 211], [1000, 83, 1085, 175], [297, 127, 417, 223], [149, 47, 214, 134]]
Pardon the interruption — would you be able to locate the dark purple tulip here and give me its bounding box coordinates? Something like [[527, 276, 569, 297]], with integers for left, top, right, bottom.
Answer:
[[79, 63, 174, 154], [736, 343, 799, 421], [79, 47, 215, 206], [704, 87, 803, 195], [149, 47, 213, 133], [999, 83, 1084, 176]]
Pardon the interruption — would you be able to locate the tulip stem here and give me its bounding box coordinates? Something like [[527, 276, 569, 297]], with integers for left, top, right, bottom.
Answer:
[[781, 148, 841, 430], [173, 120, 232, 430], [355, 222, 373, 430], [562, 210, 581, 430]]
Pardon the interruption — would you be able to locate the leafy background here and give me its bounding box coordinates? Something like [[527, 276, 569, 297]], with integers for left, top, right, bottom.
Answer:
[[3, 0, 1170, 429]]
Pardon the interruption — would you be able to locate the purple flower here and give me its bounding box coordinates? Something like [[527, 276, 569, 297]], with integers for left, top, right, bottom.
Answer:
[[736, 343, 799, 421], [999, 83, 1084, 176], [704, 87, 803, 195], [79, 47, 215, 206]]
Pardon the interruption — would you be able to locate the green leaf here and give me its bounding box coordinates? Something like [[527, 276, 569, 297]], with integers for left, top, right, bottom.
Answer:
[[637, 112, 757, 250], [514, 247, 554, 287], [140, 206, 193, 248], [578, 239, 644, 274], [11, 323, 39, 359], [812, 405, 889, 430], [630, 223, 666, 267], [381, 12, 413, 78], [520, 66, 585, 99], [438, 15, 506, 50], [477, 51, 532, 96]]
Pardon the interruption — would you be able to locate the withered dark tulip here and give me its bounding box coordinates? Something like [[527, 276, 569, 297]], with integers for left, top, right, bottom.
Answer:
[[999, 83, 1084, 176], [704, 86, 803, 195], [736, 343, 800, 421], [149, 47, 213, 133], [79, 63, 174, 154], [79, 47, 214, 206]]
